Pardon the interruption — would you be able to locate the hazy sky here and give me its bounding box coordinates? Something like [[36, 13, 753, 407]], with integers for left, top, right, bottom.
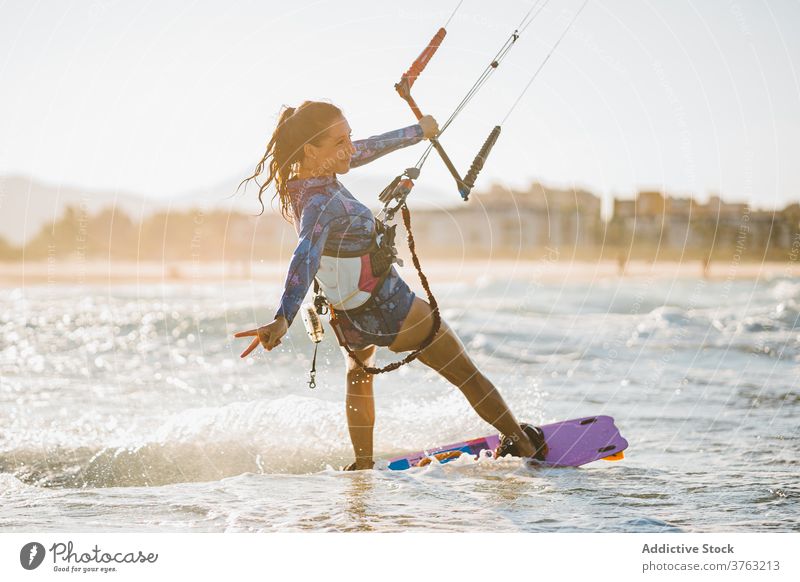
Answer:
[[1, 0, 798, 217]]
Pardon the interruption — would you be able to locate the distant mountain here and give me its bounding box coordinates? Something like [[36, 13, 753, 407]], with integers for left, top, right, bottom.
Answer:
[[0, 174, 261, 246], [0, 175, 155, 246], [0, 171, 453, 246]]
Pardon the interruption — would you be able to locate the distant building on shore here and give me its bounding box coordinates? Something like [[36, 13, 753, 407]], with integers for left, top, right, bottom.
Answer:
[[8, 180, 799, 263], [405, 182, 602, 257], [392, 185, 799, 260], [608, 191, 798, 258]]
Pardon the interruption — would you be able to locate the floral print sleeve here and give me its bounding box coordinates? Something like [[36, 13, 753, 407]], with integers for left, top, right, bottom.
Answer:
[[274, 194, 338, 326], [349, 124, 425, 168], [273, 124, 425, 327]]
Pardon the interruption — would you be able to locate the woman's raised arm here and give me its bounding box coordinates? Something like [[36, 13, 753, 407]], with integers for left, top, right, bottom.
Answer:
[[349, 123, 426, 168]]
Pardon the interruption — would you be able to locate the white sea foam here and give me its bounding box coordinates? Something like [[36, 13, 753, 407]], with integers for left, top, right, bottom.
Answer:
[[0, 278, 797, 531]]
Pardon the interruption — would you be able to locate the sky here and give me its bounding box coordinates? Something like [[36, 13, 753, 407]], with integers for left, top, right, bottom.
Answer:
[[0, 0, 798, 218]]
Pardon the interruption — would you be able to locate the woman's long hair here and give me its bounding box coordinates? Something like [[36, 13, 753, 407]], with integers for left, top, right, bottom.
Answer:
[[239, 100, 343, 222]]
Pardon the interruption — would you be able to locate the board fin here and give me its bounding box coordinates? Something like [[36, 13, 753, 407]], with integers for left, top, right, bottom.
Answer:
[[602, 451, 625, 461]]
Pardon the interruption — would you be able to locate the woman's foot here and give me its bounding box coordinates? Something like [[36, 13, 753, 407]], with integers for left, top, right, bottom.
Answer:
[[494, 423, 548, 461], [343, 459, 375, 471]]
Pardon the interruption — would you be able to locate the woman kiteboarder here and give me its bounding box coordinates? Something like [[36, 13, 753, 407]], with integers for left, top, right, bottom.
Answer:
[[234, 101, 545, 470]]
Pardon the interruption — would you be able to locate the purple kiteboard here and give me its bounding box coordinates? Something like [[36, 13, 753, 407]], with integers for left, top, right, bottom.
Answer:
[[385, 415, 628, 470]]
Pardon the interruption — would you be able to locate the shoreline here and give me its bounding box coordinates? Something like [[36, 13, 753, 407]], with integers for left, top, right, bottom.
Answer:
[[1, 259, 797, 287]]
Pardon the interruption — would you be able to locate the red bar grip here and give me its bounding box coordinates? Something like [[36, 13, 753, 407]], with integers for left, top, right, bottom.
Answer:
[[402, 27, 446, 88]]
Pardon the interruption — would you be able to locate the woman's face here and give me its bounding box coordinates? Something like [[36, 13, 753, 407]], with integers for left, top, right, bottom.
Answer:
[[302, 115, 356, 176]]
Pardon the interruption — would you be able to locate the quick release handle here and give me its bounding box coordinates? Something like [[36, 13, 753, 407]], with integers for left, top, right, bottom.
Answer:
[[300, 303, 324, 343], [459, 125, 502, 200]]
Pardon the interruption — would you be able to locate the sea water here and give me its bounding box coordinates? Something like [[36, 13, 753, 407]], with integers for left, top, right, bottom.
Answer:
[[1, 267, 797, 532]]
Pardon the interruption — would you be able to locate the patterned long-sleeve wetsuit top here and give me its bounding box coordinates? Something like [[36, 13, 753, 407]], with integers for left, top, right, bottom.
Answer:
[[274, 124, 424, 334]]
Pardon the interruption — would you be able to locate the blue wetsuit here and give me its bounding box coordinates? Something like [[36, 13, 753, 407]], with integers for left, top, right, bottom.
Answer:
[[274, 124, 425, 350]]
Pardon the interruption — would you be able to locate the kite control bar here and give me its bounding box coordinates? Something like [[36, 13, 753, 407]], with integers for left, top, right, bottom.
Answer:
[[394, 27, 501, 201]]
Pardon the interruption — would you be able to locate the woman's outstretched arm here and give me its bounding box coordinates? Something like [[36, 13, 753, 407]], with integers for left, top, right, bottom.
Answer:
[[273, 195, 337, 327], [349, 124, 425, 168], [236, 194, 341, 357]]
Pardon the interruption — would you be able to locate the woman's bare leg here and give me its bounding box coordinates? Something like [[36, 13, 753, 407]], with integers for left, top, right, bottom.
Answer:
[[389, 297, 538, 458], [343, 344, 377, 469]]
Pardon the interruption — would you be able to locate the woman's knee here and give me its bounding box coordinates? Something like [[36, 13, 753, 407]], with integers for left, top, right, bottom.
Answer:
[[416, 323, 480, 384], [343, 345, 376, 376], [421, 320, 466, 362]]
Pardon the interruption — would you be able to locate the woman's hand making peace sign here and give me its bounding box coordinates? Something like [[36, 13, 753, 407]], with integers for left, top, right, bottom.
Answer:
[[234, 316, 288, 358]]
